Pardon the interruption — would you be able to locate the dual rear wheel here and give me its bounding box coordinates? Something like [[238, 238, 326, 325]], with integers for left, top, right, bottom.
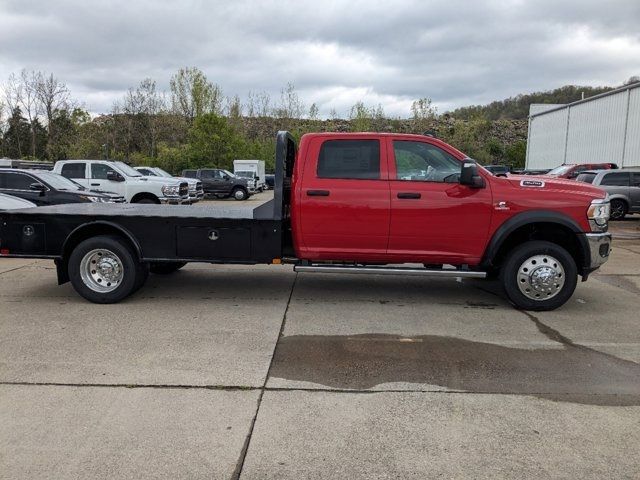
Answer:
[[68, 235, 184, 304]]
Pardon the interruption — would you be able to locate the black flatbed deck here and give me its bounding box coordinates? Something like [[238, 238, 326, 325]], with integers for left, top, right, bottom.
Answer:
[[0, 132, 297, 267], [8, 197, 278, 220]]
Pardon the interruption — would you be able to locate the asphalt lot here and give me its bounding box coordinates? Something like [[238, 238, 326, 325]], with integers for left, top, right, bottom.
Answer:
[[1, 196, 639, 479]]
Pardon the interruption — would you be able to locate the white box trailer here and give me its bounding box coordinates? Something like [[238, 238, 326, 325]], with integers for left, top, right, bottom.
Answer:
[[233, 160, 267, 191]]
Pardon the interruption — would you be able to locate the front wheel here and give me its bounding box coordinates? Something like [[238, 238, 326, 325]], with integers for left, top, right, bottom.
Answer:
[[68, 235, 142, 303], [232, 187, 248, 201], [500, 240, 577, 311], [610, 199, 627, 220]]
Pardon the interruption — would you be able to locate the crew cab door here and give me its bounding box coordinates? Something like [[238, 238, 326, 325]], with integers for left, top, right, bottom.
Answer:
[[59, 162, 88, 187], [387, 138, 493, 264], [631, 173, 640, 209], [297, 137, 390, 259]]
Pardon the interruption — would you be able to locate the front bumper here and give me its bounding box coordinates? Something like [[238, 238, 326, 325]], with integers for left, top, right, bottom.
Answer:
[[584, 232, 612, 271], [159, 196, 190, 205]]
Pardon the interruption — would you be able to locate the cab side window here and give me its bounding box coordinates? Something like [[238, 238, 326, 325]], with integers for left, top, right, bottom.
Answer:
[[0, 172, 37, 190], [631, 173, 640, 187], [91, 164, 117, 180], [60, 163, 86, 179], [394, 141, 460, 182], [317, 140, 380, 180]]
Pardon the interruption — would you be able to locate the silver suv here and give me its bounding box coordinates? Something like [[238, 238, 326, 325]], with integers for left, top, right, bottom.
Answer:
[[576, 170, 640, 220]]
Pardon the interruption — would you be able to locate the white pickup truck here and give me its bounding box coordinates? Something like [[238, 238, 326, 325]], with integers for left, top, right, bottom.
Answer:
[[54, 160, 190, 204]]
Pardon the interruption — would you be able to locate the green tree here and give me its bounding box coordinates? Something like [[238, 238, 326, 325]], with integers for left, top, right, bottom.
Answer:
[[170, 67, 223, 122], [187, 113, 243, 169]]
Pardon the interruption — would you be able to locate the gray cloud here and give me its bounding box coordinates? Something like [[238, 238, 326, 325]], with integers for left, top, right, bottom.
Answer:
[[1, 0, 638, 117]]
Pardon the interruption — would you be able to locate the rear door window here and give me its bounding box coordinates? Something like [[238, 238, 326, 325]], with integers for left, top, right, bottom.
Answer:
[[600, 172, 630, 186], [60, 163, 86, 179], [317, 140, 380, 180]]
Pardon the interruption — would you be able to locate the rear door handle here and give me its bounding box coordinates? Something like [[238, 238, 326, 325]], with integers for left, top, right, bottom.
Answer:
[[397, 192, 421, 199], [90, 183, 100, 186], [307, 190, 330, 197]]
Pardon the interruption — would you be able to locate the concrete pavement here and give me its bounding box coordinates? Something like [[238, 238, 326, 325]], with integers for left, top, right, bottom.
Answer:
[[1, 217, 639, 479]]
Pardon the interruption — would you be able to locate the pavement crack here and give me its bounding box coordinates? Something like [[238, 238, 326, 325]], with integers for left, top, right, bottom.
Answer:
[[231, 272, 298, 480], [520, 311, 579, 348]]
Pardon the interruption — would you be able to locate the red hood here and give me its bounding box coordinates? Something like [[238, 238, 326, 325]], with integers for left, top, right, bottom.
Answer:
[[504, 175, 606, 200]]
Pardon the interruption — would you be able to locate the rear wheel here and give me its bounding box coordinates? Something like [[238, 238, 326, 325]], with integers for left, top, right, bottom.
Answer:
[[134, 198, 160, 204], [610, 199, 627, 220], [149, 262, 187, 274], [500, 240, 577, 311], [68, 235, 141, 303]]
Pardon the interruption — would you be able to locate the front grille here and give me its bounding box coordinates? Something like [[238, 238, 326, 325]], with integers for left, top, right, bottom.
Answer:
[[179, 182, 189, 197]]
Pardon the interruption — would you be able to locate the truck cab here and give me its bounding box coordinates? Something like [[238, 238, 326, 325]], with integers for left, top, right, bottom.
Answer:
[[55, 160, 190, 204]]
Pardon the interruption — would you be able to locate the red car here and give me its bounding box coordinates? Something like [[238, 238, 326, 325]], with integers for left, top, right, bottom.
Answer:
[[544, 163, 618, 179]]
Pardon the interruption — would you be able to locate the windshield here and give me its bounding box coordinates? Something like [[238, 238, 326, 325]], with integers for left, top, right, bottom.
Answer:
[[547, 165, 573, 176], [114, 161, 143, 177], [154, 168, 173, 178], [576, 173, 596, 184], [36, 172, 84, 191], [221, 169, 235, 178]]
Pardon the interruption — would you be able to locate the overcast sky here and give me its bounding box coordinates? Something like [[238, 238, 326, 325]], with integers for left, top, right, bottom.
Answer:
[[1, 0, 639, 118]]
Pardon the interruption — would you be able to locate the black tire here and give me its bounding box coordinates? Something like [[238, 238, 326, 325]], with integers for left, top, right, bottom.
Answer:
[[231, 187, 248, 201], [499, 240, 577, 311], [149, 262, 187, 274], [68, 235, 141, 304], [135, 198, 159, 204], [609, 199, 627, 220], [215, 194, 228, 199]]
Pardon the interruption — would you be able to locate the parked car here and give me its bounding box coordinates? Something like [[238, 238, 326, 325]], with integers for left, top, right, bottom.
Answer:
[[0, 192, 36, 210], [181, 168, 256, 200], [576, 169, 640, 219], [55, 160, 190, 204], [265, 174, 275, 190], [134, 167, 204, 203], [483, 165, 511, 177], [1, 131, 611, 311], [544, 163, 618, 179], [233, 160, 267, 191], [0, 169, 125, 206]]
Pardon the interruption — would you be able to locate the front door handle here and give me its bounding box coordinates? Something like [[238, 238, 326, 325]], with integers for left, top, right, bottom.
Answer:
[[91, 183, 100, 186], [397, 192, 421, 199], [307, 190, 330, 197]]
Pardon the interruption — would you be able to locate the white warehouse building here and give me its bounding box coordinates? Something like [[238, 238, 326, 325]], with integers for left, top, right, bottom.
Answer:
[[525, 82, 640, 170]]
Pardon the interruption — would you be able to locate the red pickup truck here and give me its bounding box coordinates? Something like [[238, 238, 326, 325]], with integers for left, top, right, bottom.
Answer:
[[0, 131, 611, 311]]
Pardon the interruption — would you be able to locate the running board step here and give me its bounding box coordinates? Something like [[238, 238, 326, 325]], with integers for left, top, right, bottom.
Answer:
[[293, 264, 487, 278]]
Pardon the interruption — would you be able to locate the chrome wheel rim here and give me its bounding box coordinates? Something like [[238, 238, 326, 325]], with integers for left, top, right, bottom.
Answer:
[[517, 254, 565, 301], [234, 190, 245, 200], [80, 249, 124, 293]]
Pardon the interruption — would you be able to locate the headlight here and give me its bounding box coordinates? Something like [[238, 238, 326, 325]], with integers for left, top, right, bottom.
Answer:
[[80, 195, 107, 203], [587, 199, 610, 231], [161, 184, 180, 197]]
